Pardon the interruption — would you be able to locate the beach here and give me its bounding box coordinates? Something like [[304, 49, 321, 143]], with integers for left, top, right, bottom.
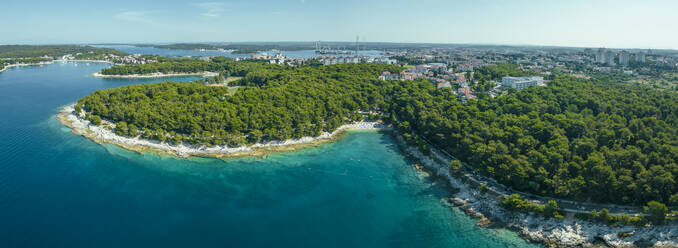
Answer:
[[57, 104, 389, 158]]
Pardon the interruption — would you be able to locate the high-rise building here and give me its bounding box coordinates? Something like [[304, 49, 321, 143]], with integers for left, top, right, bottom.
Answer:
[[619, 51, 630, 66], [605, 50, 615, 66], [635, 52, 646, 63], [596, 48, 607, 63]]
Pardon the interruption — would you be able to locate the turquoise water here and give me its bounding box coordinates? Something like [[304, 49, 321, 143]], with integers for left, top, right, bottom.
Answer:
[[0, 62, 537, 247]]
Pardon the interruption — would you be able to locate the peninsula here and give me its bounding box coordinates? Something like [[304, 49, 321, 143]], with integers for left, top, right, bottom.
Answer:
[[64, 59, 678, 246]]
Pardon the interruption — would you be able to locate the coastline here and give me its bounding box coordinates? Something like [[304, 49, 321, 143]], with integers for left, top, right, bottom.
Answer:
[[0, 59, 114, 73], [0, 61, 55, 73], [91, 71, 219, 78], [54, 101, 678, 247], [57, 104, 389, 158], [391, 132, 678, 248]]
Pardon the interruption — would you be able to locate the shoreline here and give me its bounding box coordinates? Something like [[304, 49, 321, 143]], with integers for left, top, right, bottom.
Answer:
[[390, 131, 678, 248], [91, 71, 218, 78], [0, 61, 55, 73], [57, 104, 389, 158], [0, 59, 114, 73], [55, 102, 677, 247]]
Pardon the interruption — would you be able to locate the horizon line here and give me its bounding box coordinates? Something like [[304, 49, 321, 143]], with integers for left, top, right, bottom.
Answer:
[[1, 41, 676, 52]]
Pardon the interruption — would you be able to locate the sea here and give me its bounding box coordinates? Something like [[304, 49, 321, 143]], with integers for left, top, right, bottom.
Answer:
[[0, 62, 538, 247], [92, 44, 385, 59]]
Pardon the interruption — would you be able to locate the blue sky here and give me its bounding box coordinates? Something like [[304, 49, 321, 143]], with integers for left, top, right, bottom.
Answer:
[[2, 0, 677, 49]]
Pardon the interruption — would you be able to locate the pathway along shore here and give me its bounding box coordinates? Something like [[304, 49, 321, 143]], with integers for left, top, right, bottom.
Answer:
[[57, 104, 389, 158], [392, 131, 678, 247], [57, 103, 678, 247]]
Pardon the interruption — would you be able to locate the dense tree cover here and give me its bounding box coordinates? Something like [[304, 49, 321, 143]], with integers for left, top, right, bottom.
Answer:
[[1, 57, 52, 64], [85, 60, 678, 207], [0, 45, 125, 58], [79, 63, 400, 147], [384, 76, 678, 206]]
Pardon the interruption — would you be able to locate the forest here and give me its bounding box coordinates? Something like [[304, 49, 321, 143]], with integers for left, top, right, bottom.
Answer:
[[80, 62, 400, 146], [0, 45, 125, 58], [81, 61, 678, 207], [99, 57, 283, 76], [385, 76, 678, 206]]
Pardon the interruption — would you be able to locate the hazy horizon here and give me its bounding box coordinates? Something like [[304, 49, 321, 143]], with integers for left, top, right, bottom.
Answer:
[[3, 41, 675, 52], [2, 0, 678, 50]]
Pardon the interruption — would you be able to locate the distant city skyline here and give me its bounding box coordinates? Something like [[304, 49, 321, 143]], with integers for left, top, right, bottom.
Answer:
[[2, 0, 678, 50]]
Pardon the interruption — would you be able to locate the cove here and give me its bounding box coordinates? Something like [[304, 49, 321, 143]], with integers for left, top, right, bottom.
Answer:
[[0, 62, 537, 247]]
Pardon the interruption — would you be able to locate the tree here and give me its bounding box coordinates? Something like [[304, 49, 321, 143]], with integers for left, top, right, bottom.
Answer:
[[449, 160, 463, 175], [90, 115, 102, 125], [543, 200, 564, 219], [644, 201, 668, 225]]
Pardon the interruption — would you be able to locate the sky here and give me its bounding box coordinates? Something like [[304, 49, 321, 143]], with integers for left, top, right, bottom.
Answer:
[[1, 0, 677, 49]]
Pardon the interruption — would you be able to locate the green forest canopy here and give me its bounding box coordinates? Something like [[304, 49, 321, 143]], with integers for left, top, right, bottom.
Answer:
[[386, 76, 678, 206], [100, 57, 257, 75], [80, 62, 678, 206], [0, 45, 126, 58], [80, 62, 400, 146]]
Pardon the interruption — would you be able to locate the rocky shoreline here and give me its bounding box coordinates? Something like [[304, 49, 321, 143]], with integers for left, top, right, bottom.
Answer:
[[56, 102, 677, 247], [91, 71, 218, 78], [57, 104, 389, 158], [391, 133, 678, 248]]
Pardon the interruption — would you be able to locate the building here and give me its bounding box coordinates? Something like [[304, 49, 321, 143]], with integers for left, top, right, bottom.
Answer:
[[605, 50, 615, 66], [378, 71, 399, 81], [501, 76, 544, 90], [436, 81, 452, 89], [596, 48, 607, 63], [619, 51, 630, 66], [458, 64, 473, 72], [635, 52, 646, 63]]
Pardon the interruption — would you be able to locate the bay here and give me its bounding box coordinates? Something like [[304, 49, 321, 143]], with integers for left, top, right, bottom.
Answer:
[[0, 62, 537, 247]]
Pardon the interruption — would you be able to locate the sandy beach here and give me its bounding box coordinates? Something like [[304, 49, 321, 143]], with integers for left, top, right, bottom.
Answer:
[[57, 104, 389, 158]]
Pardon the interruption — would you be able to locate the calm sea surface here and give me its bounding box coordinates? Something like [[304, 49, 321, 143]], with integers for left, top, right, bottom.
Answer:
[[0, 62, 537, 247], [93, 45, 385, 58]]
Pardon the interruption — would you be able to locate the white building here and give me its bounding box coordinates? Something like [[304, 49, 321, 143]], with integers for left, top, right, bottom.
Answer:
[[501, 76, 544, 90]]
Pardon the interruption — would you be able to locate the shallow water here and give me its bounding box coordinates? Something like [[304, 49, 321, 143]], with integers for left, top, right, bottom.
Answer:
[[0, 62, 537, 247]]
